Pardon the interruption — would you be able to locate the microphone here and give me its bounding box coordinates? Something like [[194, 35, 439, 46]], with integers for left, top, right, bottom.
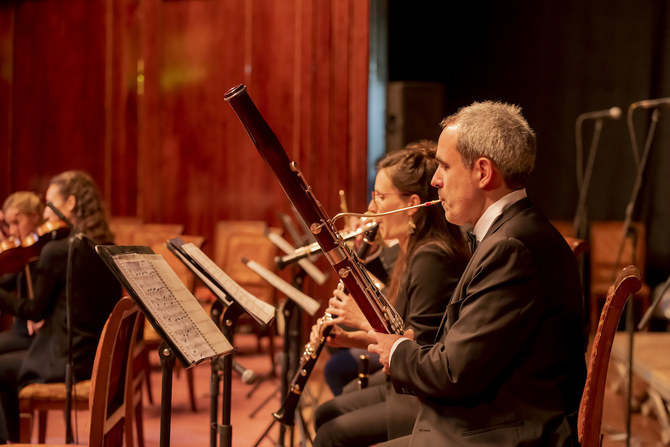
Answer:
[[232, 360, 257, 385], [630, 97, 670, 109], [577, 107, 622, 121], [265, 231, 328, 285]]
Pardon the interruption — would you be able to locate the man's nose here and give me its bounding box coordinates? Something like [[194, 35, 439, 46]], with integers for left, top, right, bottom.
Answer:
[[430, 171, 440, 188]]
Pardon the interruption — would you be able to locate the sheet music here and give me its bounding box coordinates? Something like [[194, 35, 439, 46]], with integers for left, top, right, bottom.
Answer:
[[243, 258, 321, 316], [179, 243, 275, 325], [113, 253, 233, 365]]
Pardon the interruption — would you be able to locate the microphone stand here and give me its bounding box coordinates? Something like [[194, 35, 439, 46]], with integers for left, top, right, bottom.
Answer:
[[617, 106, 662, 447], [573, 118, 605, 239], [47, 202, 76, 444], [637, 276, 670, 331]]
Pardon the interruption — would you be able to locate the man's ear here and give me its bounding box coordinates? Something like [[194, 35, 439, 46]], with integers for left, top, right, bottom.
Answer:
[[475, 157, 501, 190]]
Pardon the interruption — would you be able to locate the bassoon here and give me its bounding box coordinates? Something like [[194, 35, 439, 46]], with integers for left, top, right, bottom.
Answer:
[[224, 84, 404, 336], [271, 223, 378, 426]]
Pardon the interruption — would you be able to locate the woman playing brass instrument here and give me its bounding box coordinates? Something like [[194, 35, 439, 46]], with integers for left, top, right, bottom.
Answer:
[[312, 141, 471, 447]]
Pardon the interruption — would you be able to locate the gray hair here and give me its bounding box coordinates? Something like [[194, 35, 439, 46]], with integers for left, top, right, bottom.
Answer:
[[441, 101, 536, 189]]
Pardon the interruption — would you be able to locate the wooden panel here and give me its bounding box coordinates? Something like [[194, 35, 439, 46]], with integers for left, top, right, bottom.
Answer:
[[11, 0, 107, 193], [1, 0, 370, 302], [136, 0, 369, 257], [107, 0, 141, 216], [0, 3, 13, 199]]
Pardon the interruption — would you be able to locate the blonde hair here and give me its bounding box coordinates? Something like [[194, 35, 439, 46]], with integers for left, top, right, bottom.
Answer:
[[3, 191, 44, 220]]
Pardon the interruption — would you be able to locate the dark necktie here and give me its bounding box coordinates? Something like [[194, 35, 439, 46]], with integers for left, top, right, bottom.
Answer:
[[467, 231, 478, 253]]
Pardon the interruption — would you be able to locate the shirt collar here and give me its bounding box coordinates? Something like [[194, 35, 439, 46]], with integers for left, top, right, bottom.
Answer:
[[471, 189, 527, 242]]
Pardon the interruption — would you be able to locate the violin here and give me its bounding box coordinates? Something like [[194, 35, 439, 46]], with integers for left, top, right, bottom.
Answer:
[[0, 220, 70, 274]]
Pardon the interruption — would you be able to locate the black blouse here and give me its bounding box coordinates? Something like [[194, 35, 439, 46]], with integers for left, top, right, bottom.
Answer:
[[0, 234, 121, 385]]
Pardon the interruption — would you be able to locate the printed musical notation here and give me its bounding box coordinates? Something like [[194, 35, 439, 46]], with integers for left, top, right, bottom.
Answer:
[[178, 242, 276, 326], [113, 253, 233, 365]]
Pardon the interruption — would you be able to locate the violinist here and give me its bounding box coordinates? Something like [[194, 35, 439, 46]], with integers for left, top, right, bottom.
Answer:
[[0, 192, 45, 354], [0, 171, 121, 443]]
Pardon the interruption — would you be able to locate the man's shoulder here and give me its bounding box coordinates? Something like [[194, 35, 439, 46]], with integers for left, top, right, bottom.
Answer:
[[495, 204, 563, 244]]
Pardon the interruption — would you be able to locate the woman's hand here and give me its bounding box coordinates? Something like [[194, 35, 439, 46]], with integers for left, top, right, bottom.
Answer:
[[326, 289, 372, 332]]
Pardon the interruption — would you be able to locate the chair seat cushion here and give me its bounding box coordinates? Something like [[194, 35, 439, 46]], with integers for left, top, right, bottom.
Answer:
[[19, 380, 91, 405]]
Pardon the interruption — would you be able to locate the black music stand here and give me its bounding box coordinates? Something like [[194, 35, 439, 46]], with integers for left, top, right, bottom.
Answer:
[[96, 245, 234, 447], [253, 268, 313, 447], [166, 238, 275, 447]]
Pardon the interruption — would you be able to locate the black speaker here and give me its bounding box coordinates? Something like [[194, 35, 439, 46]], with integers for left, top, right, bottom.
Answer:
[[385, 81, 445, 151]]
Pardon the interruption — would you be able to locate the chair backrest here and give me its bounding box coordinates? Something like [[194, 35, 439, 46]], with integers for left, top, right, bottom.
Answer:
[[552, 219, 575, 238], [578, 265, 642, 447], [590, 221, 646, 292], [564, 236, 589, 260], [88, 297, 140, 446], [214, 221, 281, 304], [109, 218, 185, 247]]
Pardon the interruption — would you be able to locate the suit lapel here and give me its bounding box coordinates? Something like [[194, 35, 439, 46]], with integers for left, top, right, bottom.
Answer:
[[482, 198, 531, 241], [433, 198, 532, 342]]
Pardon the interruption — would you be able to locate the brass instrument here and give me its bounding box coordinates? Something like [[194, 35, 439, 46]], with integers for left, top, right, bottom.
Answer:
[[274, 220, 377, 270]]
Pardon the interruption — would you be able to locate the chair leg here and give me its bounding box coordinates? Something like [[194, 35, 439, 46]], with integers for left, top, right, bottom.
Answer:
[[38, 410, 47, 443], [135, 392, 145, 447], [18, 408, 33, 443]]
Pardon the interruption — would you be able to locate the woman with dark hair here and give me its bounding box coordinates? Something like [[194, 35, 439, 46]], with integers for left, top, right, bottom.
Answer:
[[312, 142, 471, 447], [0, 171, 121, 443]]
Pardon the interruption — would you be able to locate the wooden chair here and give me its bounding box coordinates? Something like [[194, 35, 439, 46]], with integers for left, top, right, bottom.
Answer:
[[564, 236, 589, 260], [578, 265, 642, 447], [17, 297, 141, 446], [214, 221, 281, 365], [108, 218, 184, 247], [589, 221, 650, 333], [128, 223, 185, 247], [552, 219, 575, 239]]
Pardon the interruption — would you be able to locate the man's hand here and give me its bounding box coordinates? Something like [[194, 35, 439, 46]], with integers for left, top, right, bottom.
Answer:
[[367, 328, 414, 374]]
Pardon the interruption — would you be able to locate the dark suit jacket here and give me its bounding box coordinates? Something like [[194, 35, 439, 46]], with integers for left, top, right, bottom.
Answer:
[[390, 199, 586, 446], [313, 243, 467, 445]]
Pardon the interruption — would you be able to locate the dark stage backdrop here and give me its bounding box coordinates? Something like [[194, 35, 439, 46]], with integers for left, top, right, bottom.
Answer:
[[388, 0, 670, 286], [0, 0, 369, 299]]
